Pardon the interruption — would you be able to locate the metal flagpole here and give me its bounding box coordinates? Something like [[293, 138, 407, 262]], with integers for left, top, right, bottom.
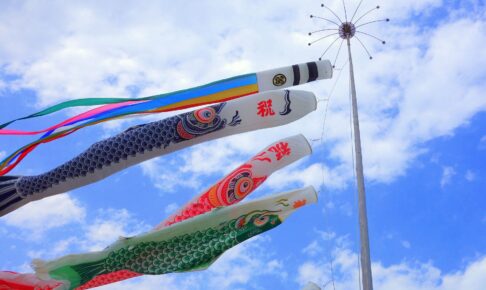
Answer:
[[346, 36, 373, 290], [309, 3, 390, 289]]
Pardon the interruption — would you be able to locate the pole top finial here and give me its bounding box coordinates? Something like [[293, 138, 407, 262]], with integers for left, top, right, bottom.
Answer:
[[309, 1, 389, 64], [339, 22, 356, 39]]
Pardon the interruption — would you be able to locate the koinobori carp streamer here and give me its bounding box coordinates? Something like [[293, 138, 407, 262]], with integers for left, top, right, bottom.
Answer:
[[157, 134, 312, 229], [33, 186, 318, 290], [0, 60, 332, 174], [0, 90, 317, 216], [71, 134, 312, 289]]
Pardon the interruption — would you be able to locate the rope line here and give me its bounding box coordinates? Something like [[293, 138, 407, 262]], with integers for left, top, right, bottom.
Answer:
[[315, 56, 349, 290]]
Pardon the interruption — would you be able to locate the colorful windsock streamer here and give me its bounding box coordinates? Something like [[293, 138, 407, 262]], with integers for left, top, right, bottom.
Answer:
[[72, 134, 312, 289], [0, 60, 332, 175], [0, 90, 317, 216], [0, 60, 331, 134], [33, 187, 318, 290]]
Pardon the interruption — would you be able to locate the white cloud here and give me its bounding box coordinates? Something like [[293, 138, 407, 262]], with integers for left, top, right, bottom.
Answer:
[[298, 246, 486, 290], [12, 262, 33, 273], [315, 12, 486, 184], [303, 240, 324, 257], [138, 137, 248, 195], [440, 166, 456, 188], [0, 151, 6, 159], [379, 0, 443, 19], [265, 163, 349, 191], [298, 261, 333, 289], [318, 230, 337, 241], [298, 231, 486, 290], [1, 194, 85, 238], [465, 170, 476, 182], [337, 202, 353, 217], [82, 208, 149, 251], [25, 237, 78, 260], [0, 0, 318, 106], [440, 258, 486, 290], [140, 158, 202, 193], [164, 202, 179, 215], [51, 237, 78, 256], [206, 237, 280, 289], [401, 240, 411, 249], [299, 214, 486, 290], [479, 136, 486, 150], [180, 140, 243, 176]]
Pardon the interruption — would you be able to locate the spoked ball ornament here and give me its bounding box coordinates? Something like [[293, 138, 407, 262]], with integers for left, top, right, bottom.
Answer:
[[309, 2, 389, 63]]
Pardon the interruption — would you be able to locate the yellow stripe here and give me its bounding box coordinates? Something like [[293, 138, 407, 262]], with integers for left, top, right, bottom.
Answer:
[[148, 84, 259, 112]]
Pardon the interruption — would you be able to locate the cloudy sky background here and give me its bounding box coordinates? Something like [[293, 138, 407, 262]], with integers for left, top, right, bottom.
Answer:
[[0, 0, 485, 289]]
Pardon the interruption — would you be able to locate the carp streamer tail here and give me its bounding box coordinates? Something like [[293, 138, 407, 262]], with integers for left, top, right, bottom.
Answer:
[[0, 176, 22, 213]]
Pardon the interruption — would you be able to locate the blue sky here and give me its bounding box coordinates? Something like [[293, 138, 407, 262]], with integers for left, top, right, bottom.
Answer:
[[0, 1, 485, 289]]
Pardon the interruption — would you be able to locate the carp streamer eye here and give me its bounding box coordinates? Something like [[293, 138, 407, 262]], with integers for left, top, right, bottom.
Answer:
[[236, 216, 246, 229], [253, 215, 270, 227], [194, 107, 217, 124], [234, 176, 254, 200]]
